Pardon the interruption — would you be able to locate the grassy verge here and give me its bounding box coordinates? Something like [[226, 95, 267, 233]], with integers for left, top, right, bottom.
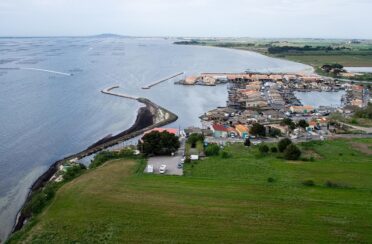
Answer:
[[7, 138, 372, 243]]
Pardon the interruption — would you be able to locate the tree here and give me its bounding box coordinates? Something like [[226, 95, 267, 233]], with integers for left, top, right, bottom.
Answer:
[[269, 127, 282, 137], [297, 119, 309, 129], [281, 118, 296, 130], [278, 138, 292, 152], [250, 123, 266, 137], [205, 144, 220, 156], [138, 131, 180, 156], [187, 133, 204, 148], [271, 146, 278, 153], [259, 144, 269, 154], [244, 138, 251, 147], [284, 144, 302, 160]]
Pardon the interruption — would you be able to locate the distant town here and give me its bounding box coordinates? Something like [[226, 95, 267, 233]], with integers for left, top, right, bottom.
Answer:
[[174, 72, 369, 142]]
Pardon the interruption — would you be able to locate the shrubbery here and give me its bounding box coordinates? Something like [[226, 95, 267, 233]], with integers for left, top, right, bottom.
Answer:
[[259, 144, 269, 154], [221, 151, 232, 159], [267, 177, 275, 183], [278, 138, 292, 152], [269, 128, 282, 137], [244, 138, 251, 147], [90, 148, 136, 169], [205, 144, 220, 156], [63, 164, 86, 181], [354, 103, 372, 119], [250, 123, 266, 137], [187, 133, 205, 148], [284, 144, 302, 160], [325, 180, 350, 189], [271, 147, 278, 153], [302, 180, 315, 186], [21, 163, 87, 217]]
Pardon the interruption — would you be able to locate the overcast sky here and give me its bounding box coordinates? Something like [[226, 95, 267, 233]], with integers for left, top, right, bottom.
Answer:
[[0, 0, 371, 38]]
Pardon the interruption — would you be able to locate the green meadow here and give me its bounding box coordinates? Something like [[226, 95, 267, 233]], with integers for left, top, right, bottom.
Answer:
[[8, 138, 372, 243]]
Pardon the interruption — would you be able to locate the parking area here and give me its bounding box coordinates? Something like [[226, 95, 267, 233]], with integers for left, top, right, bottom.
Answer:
[[145, 138, 185, 176], [147, 155, 183, 175]]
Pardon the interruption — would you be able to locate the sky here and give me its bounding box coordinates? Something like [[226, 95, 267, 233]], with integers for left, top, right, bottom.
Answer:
[[0, 0, 371, 38]]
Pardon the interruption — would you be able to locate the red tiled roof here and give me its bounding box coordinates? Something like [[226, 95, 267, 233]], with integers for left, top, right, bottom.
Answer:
[[212, 124, 228, 132], [144, 128, 178, 135]]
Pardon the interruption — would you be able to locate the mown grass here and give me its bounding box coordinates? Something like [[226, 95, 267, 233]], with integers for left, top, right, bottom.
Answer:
[[280, 54, 372, 68], [7, 139, 372, 243]]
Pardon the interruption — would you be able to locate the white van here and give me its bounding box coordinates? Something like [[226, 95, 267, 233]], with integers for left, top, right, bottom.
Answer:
[[146, 165, 154, 173], [159, 164, 167, 174]]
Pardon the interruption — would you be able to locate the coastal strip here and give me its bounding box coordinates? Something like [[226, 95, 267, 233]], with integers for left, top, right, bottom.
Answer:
[[11, 87, 178, 235], [141, 72, 184, 89]]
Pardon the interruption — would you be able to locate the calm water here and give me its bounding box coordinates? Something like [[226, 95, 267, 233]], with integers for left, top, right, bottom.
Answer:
[[295, 91, 345, 108], [0, 37, 310, 240], [345, 67, 372, 73]]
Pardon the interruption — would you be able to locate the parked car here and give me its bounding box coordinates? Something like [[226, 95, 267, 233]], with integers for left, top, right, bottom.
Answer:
[[159, 164, 167, 174], [177, 163, 183, 169], [146, 164, 154, 173]]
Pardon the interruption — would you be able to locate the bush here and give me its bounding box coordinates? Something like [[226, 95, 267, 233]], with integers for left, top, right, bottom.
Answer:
[[325, 180, 350, 189], [284, 144, 302, 160], [354, 103, 372, 119], [63, 164, 86, 182], [269, 128, 282, 137], [205, 144, 220, 156], [244, 138, 251, 147], [278, 138, 292, 152], [187, 133, 205, 148], [281, 118, 296, 130], [118, 148, 135, 157], [220, 151, 232, 159], [259, 144, 269, 154], [297, 119, 309, 129], [271, 147, 278, 153], [250, 123, 266, 137], [90, 151, 118, 169], [22, 182, 60, 216], [267, 177, 275, 183], [302, 180, 315, 186]]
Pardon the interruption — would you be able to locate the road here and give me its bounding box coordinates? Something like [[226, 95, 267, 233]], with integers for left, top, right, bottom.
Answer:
[[338, 122, 372, 133]]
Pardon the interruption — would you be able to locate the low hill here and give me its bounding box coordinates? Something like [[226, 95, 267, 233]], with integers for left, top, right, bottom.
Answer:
[[8, 139, 372, 243]]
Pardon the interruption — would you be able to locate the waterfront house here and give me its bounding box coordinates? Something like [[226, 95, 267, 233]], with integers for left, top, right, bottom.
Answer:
[[290, 105, 315, 114], [227, 127, 239, 138], [351, 99, 363, 108], [307, 121, 319, 131], [235, 124, 249, 139], [184, 76, 198, 85], [211, 124, 228, 138], [184, 127, 203, 137]]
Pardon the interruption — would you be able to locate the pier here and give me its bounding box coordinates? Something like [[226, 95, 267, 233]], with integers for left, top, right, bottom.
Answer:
[[141, 72, 184, 89], [101, 86, 138, 100]]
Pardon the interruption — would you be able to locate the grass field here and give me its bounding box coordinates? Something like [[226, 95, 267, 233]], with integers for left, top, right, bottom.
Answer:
[[8, 139, 372, 243], [278, 54, 372, 67], [179, 39, 372, 67]]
